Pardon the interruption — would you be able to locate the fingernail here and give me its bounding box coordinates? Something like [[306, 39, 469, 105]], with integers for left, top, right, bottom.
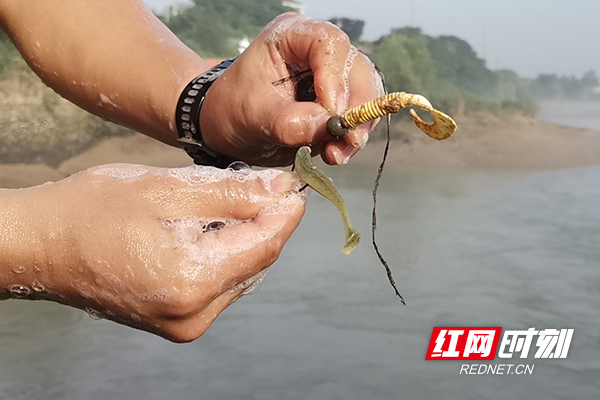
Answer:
[[332, 143, 355, 165], [357, 126, 370, 149], [348, 126, 370, 148], [270, 172, 298, 193]]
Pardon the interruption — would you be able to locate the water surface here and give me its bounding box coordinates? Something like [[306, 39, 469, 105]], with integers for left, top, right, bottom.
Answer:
[[538, 101, 600, 131], [1, 162, 599, 399]]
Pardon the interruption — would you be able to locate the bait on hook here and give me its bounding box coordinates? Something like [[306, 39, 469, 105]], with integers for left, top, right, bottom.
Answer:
[[275, 63, 457, 304], [325, 92, 457, 141], [326, 71, 457, 304]]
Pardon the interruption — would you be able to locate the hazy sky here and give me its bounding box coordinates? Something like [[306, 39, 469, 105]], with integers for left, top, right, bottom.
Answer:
[[143, 0, 599, 78]]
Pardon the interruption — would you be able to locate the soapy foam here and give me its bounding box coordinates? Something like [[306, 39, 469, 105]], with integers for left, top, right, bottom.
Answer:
[[293, 19, 318, 36], [85, 164, 305, 302], [91, 166, 148, 180], [259, 190, 306, 216], [167, 165, 284, 195], [342, 46, 358, 110], [168, 186, 304, 283], [171, 215, 276, 271], [265, 14, 305, 44]]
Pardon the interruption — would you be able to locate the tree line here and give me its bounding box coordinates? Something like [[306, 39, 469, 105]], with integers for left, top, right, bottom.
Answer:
[[1, 0, 598, 112]]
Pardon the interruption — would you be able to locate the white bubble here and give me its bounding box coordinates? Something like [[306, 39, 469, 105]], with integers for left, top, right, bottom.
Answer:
[[341, 46, 358, 110], [31, 280, 46, 293], [8, 285, 31, 298], [12, 265, 25, 274], [167, 165, 285, 195]]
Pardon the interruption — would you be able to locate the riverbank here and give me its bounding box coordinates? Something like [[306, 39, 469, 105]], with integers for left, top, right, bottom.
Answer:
[[2, 109, 600, 189], [353, 110, 600, 171], [0, 61, 133, 168], [2, 59, 600, 187]]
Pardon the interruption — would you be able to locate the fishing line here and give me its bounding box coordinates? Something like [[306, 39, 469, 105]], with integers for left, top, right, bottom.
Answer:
[[371, 65, 406, 305]]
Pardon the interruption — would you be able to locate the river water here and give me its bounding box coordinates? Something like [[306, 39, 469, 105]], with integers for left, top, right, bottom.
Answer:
[[1, 105, 600, 399], [538, 101, 600, 131]]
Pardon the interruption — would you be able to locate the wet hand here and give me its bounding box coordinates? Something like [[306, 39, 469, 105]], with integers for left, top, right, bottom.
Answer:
[[4, 165, 305, 342], [200, 12, 385, 167]]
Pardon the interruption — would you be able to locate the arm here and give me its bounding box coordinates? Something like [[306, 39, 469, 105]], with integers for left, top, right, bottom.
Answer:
[[0, 187, 62, 301], [0, 0, 202, 145], [0, 167, 304, 342], [0, 3, 384, 166]]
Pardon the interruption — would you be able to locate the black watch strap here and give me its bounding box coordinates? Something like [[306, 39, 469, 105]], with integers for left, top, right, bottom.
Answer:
[[175, 57, 238, 168]]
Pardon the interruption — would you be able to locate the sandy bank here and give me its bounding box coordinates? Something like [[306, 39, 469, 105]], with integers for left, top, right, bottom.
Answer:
[[353, 111, 600, 171], [2, 112, 600, 189]]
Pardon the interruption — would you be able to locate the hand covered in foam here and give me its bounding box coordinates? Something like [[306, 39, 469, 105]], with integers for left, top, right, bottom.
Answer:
[[0, 164, 305, 342], [200, 12, 385, 167]]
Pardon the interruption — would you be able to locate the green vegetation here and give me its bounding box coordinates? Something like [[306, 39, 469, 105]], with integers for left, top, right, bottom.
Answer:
[[371, 30, 437, 96], [530, 71, 600, 101], [2, 1, 598, 116], [368, 27, 537, 116], [161, 0, 291, 58]]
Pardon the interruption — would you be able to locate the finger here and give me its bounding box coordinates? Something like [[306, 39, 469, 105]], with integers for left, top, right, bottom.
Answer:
[[196, 200, 305, 292], [320, 53, 383, 165], [342, 52, 383, 148], [322, 140, 359, 165], [273, 15, 352, 115], [269, 101, 331, 147], [201, 172, 299, 221], [168, 169, 300, 220], [252, 90, 331, 148]]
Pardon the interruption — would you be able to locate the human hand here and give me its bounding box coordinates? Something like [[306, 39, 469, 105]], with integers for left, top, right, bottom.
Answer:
[[0, 165, 305, 342], [200, 12, 385, 167]]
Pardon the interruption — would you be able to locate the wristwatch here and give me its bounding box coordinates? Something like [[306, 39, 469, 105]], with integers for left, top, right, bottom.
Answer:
[[175, 57, 238, 168]]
